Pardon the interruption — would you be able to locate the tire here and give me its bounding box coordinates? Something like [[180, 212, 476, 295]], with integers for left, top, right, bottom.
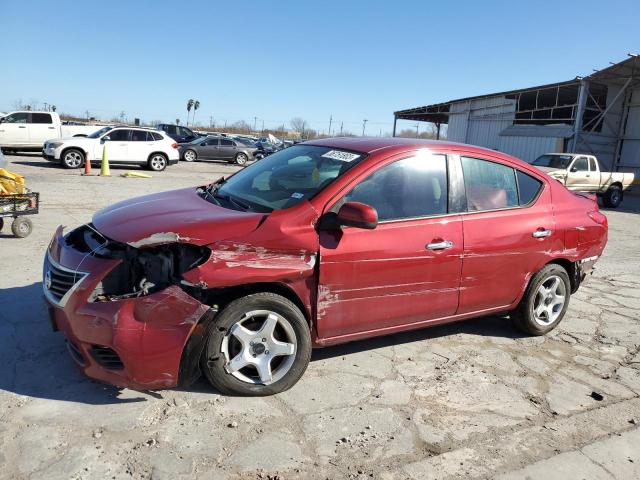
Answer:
[[148, 153, 168, 172], [602, 185, 622, 208], [11, 217, 33, 238], [234, 152, 248, 165], [0, 217, 4, 230], [201, 292, 312, 396], [183, 149, 197, 162], [61, 149, 85, 169], [511, 264, 571, 335]]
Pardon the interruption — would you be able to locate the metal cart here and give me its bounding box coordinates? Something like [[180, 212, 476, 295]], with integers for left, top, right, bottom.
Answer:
[[0, 192, 39, 238]]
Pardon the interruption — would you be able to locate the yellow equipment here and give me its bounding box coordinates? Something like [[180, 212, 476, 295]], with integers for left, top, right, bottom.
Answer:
[[0, 168, 26, 195]]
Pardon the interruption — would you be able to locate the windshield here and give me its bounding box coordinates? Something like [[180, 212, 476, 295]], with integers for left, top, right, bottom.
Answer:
[[208, 145, 365, 212], [532, 154, 573, 169], [87, 126, 113, 139]]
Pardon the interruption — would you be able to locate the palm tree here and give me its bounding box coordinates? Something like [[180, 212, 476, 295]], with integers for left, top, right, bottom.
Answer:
[[192, 100, 200, 126], [186, 99, 194, 126]]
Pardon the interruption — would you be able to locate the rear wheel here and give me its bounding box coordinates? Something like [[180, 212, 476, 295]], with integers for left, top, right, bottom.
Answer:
[[183, 149, 197, 162], [512, 264, 570, 335], [62, 149, 84, 169], [234, 152, 248, 165], [602, 185, 622, 208], [11, 217, 33, 238], [0, 218, 4, 230], [148, 153, 168, 171], [201, 293, 311, 396]]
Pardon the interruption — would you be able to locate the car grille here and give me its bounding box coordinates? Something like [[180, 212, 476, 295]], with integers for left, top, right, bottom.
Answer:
[[43, 254, 88, 306], [89, 346, 124, 370]]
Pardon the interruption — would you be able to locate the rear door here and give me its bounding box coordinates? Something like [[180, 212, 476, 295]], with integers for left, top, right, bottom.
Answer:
[[457, 155, 556, 313], [29, 113, 57, 145], [219, 138, 236, 159], [129, 130, 154, 162], [565, 156, 591, 191], [317, 153, 463, 340], [0, 112, 29, 146]]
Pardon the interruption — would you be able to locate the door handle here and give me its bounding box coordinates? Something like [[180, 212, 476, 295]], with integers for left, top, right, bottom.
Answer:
[[426, 240, 453, 250], [18, 126, 26, 128], [48, 126, 55, 129], [532, 229, 552, 238]]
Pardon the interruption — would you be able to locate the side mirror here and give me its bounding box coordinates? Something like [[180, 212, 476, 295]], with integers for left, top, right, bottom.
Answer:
[[101, 135, 110, 143], [337, 202, 378, 229], [0, 117, 5, 124], [570, 166, 578, 173]]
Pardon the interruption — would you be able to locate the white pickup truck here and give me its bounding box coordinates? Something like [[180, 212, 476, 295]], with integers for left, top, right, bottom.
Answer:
[[0, 111, 105, 153], [532, 153, 635, 208]]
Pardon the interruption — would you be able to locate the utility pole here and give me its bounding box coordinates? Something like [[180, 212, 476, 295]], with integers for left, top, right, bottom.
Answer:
[[340, 122, 343, 136], [415, 123, 419, 138], [44, 102, 48, 111], [85, 110, 90, 120], [253, 116, 257, 132], [209, 116, 213, 128], [328, 115, 332, 136], [362, 119, 368, 136], [262, 119, 265, 132]]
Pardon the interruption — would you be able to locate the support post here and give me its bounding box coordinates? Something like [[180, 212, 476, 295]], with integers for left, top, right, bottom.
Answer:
[[436, 122, 441, 140], [392, 116, 397, 137], [569, 79, 589, 152]]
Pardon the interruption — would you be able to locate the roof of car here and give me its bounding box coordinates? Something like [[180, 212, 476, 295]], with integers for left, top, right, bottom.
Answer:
[[305, 136, 502, 156]]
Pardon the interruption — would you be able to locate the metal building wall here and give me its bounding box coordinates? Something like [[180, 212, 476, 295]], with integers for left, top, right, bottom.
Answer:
[[498, 136, 563, 163], [619, 85, 640, 175], [446, 96, 516, 148]]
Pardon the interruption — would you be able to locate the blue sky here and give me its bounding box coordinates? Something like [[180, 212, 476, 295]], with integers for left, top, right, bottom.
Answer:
[[1, 0, 638, 134]]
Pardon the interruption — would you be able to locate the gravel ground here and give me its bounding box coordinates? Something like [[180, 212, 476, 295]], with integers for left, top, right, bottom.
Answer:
[[0, 153, 639, 480]]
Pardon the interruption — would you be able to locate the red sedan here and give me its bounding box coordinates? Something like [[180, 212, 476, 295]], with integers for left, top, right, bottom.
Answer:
[[43, 138, 607, 395]]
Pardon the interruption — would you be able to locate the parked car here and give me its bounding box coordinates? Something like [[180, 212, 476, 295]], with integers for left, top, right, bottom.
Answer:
[[157, 124, 200, 143], [43, 138, 607, 395], [179, 136, 257, 165], [254, 140, 283, 160], [43, 126, 179, 171], [0, 111, 105, 152], [531, 153, 634, 208]]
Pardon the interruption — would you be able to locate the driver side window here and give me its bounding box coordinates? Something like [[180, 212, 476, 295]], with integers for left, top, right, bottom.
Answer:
[[572, 157, 589, 172], [340, 154, 448, 222]]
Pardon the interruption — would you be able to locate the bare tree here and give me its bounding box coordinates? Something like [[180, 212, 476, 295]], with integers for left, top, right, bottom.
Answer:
[[290, 117, 307, 135]]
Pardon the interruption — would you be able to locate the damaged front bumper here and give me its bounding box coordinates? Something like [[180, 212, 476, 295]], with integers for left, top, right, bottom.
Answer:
[[44, 225, 211, 390]]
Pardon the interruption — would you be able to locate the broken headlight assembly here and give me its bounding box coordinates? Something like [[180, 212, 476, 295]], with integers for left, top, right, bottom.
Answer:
[[65, 224, 211, 302]]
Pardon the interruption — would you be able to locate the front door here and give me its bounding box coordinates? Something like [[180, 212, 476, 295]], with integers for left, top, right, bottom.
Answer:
[[199, 138, 219, 159], [317, 154, 463, 340], [0, 112, 29, 146], [565, 156, 591, 191], [102, 129, 130, 162]]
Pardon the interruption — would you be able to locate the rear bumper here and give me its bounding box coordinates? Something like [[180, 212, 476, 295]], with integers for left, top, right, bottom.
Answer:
[[44, 226, 209, 390]]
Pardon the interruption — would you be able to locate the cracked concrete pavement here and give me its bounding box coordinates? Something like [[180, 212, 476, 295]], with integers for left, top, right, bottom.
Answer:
[[0, 154, 639, 479]]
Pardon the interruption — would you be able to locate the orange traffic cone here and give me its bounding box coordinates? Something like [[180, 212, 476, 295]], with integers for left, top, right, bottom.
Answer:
[[83, 151, 92, 175]]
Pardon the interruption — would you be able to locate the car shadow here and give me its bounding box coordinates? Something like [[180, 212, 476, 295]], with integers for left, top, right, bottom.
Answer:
[[0, 283, 147, 405], [9, 159, 145, 171], [601, 190, 640, 214]]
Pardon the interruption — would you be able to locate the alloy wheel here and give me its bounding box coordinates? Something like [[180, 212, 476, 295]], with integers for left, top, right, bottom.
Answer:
[[184, 150, 196, 162], [221, 310, 297, 385], [532, 275, 566, 326], [64, 151, 83, 168], [150, 155, 167, 171]]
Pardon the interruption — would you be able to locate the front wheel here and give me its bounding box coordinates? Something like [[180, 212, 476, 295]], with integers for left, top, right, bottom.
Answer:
[[234, 152, 248, 165], [62, 149, 85, 168], [511, 264, 571, 335], [602, 185, 622, 208], [201, 293, 312, 396], [148, 153, 168, 171]]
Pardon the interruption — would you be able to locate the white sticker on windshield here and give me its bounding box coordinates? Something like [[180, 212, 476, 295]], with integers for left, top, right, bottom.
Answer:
[[291, 192, 304, 199], [321, 150, 360, 162]]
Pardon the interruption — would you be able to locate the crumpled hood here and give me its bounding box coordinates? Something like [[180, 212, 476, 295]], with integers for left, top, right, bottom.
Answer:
[[92, 187, 264, 247]]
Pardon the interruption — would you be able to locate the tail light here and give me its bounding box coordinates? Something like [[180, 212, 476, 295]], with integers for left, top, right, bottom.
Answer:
[[587, 210, 607, 226], [171, 143, 178, 149]]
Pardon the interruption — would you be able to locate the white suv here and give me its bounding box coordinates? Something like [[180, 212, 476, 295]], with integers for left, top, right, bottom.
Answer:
[[43, 127, 179, 171]]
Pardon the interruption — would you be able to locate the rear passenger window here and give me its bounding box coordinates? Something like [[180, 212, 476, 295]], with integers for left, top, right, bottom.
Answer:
[[221, 139, 233, 146], [343, 154, 448, 221], [516, 170, 543, 205], [31, 113, 52, 124], [151, 132, 163, 141], [461, 157, 518, 211], [131, 130, 150, 141]]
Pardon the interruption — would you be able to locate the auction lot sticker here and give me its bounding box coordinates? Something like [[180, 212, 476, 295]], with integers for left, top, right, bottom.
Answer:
[[321, 150, 361, 162]]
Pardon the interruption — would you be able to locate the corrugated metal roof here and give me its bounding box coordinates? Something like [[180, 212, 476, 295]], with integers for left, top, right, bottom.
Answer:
[[499, 124, 573, 138]]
